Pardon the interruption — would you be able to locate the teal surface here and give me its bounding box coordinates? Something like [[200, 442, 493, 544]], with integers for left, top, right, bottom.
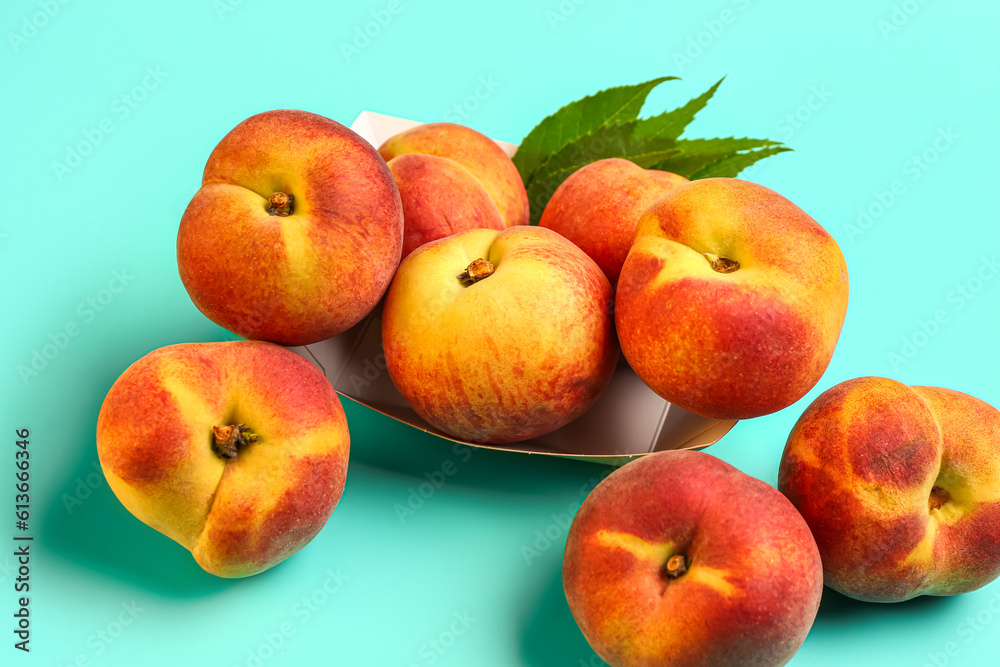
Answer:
[[3, 0, 999, 665]]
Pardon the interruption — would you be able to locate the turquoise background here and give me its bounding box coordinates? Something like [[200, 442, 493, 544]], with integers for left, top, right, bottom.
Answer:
[[3, 0, 999, 665]]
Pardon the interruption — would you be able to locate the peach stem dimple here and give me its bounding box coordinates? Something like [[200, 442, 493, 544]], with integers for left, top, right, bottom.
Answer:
[[457, 258, 495, 285], [267, 192, 294, 216], [212, 424, 259, 460]]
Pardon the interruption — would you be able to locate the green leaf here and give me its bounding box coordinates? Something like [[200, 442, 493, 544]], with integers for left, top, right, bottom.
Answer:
[[650, 137, 788, 178], [628, 148, 685, 169], [514, 75, 790, 223], [633, 76, 725, 144], [531, 120, 671, 178], [513, 76, 678, 185], [690, 144, 793, 179]]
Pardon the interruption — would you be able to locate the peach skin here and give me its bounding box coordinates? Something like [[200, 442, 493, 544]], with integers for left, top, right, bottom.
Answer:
[[615, 177, 849, 420], [386, 152, 506, 258], [96, 340, 350, 578], [564, 450, 823, 667], [381, 225, 617, 444], [379, 122, 529, 256], [539, 158, 688, 285], [177, 109, 403, 346], [778, 376, 1000, 602]]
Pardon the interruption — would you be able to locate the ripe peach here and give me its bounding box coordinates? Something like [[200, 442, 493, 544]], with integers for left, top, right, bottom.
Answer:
[[778, 376, 1000, 602], [96, 340, 350, 578], [539, 158, 688, 285], [615, 178, 849, 419], [378, 122, 529, 257], [564, 450, 823, 667], [177, 109, 403, 346], [381, 225, 617, 444]]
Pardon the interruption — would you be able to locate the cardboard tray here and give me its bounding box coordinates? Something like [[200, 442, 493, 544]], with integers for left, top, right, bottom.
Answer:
[[293, 111, 738, 466]]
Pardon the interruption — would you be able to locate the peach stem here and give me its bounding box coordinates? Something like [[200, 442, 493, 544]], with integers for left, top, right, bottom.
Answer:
[[457, 258, 495, 285], [929, 485, 950, 511], [212, 424, 259, 460], [267, 192, 294, 217], [703, 253, 739, 273], [664, 554, 688, 579]]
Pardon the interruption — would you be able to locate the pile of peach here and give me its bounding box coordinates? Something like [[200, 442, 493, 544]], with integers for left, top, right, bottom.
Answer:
[[565, 378, 1000, 666], [94, 109, 1000, 667]]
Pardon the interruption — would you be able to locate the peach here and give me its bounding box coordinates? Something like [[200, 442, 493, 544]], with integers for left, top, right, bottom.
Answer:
[[96, 340, 349, 578], [539, 158, 688, 285], [386, 153, 506, 258], [778, 376, 1000, 602], [378, 122, 529, 256], [381, 225, 617, 444], [177, 109, 403, 346], [615, 177, 849, 420], [564, 450, 823, 667]]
